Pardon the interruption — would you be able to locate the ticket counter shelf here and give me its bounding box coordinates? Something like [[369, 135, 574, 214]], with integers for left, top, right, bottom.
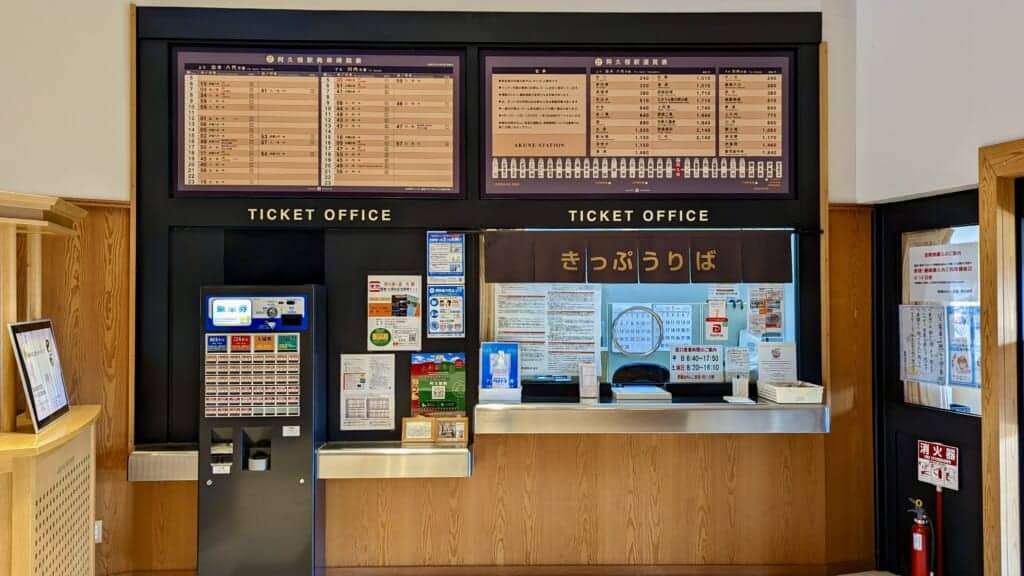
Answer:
[[130, 441, 473, 481], [474, 399, 829, 435], [318, 442, 472, 479], [128, 443, 199, 482], [0, 405, 100, 576]]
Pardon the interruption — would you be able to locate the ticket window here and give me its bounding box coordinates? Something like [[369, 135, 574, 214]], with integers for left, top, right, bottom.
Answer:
[[482, 230, 799, 388]]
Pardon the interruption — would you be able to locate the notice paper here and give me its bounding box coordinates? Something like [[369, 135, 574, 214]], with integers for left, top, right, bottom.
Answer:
[[748, 285, 784, 337], [907, 242, 978, 303], [670, 345, 724, 383], [899, 305, 947, 385], [340, 354, 395, 431], [426, 285, 465, 339], [757, 342, 797, 384], [426, 231, 465, 285], [367, 275, 422, 351], [494, 283, 601, 376]]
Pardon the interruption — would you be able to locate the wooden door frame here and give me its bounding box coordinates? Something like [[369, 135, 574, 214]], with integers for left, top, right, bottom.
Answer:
[[980, 138, 1024, 575]]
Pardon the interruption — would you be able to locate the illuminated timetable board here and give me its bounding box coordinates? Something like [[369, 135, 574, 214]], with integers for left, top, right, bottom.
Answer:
[[483, 53, 790, 197], [176, 50, 461, 196]]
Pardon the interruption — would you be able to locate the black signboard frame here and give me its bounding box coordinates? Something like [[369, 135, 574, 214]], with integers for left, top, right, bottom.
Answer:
[[135, 8, 822, 446]]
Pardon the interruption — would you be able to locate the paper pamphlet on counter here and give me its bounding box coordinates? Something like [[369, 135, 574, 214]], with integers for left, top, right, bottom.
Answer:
[[367, 275, 422, 351], [480, 342, 521, 403], [494, 283, 601, 376], [756, 342, 797, 384], [340, 353, 395, 430]]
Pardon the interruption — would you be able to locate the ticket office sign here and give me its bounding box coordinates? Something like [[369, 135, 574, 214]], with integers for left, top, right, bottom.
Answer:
[[483, 52, 790, 197], [176, 50, 460, 196]]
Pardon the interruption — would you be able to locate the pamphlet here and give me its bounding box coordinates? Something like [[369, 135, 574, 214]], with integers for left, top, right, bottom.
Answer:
[[757, 342, 797, 384], [366, 275, 422, 351], [410, 353, 466, 416], [340, 354, 395, 431]]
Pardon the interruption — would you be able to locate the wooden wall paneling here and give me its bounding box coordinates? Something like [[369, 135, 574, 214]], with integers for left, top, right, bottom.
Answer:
[[0, 224, 17, 432], [0, 471, 10, 576], [824, 205, 875, 572], [324, 434, 827, 569], [979, 139, 1024, 576], [40, 203, 198, 575]]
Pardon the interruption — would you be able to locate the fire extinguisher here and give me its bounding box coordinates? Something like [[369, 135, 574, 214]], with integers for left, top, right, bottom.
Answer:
[[908, 498, 935, 576]]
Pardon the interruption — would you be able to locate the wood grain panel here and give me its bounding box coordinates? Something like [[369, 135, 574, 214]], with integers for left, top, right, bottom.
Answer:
[[326, 434, 827, 567], [41, 204, 198, 575], [979, 139, 1024, 576], [824, 205, 875, 571]]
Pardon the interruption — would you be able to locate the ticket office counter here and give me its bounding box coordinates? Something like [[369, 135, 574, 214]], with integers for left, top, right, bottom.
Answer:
[[130, 227, 827, 482]]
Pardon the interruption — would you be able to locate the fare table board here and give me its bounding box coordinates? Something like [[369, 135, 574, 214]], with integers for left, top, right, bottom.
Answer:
[[483, 53, 789, 197], [177, 50, 460, 195]]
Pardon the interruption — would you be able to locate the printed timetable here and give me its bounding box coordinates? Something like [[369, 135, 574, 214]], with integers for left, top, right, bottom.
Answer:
[[483, 53, 790, 197], [176, 50, 460, 195]]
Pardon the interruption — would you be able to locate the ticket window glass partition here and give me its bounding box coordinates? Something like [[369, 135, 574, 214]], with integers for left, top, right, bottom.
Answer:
[[899, 225, 981, 415], [482, 229, 799, 393]]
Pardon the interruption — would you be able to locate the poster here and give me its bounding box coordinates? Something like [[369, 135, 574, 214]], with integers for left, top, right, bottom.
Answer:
[[670, 345, 724, 383], [340, 354, 395, 431], [654, 304, 693, 350], [907, 243, 978, 303], [748, 285, 784, 336], [427, 285, 465, 339], [611, 302, 692, 353], [493, 283, 601, 376], [411, 353, 466, 416], [757, 342, 797, 384], [480, 342, 522, 403], [725, 346, 750, 381], [426, 231, 465, 285], [946, 304, 980, 386], [705, 299, 729, 341], [899, 305, 947, 385], [367, 275, 422, 351]]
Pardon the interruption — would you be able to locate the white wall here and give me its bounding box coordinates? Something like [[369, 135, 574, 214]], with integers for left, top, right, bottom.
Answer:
[[0, 0, 859, 202], [857, 0, 1024, 203]]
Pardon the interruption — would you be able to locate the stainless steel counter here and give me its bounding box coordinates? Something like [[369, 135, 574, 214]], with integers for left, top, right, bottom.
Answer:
[[128, 442, 473, 481], [318, 442, 472, 479], [474, 400, 829, 434], [128, 446, 199, 481]]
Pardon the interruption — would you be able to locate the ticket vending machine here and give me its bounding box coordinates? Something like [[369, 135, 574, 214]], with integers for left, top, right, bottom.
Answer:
[[198, 285, 325, 576]]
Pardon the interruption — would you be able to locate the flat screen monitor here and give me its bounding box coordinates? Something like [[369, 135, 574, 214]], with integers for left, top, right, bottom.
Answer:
[[175, 49, 462, 197], [482, 51, 792, 198], [8, 320, 70, 432]]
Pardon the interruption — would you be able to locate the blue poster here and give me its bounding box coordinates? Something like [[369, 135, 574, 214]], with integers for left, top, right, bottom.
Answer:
[[427, 285, 465, 339], [480, 342, 520, 389], [426, 231, 465, 285]]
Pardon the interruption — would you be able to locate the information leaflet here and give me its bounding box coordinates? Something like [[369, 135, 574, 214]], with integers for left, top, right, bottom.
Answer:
[[340, 354, 395, 431], [367, 275, 422, 351]]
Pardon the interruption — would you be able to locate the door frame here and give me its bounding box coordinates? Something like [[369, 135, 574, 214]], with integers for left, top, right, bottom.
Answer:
[[979, 139, 1024, 575]]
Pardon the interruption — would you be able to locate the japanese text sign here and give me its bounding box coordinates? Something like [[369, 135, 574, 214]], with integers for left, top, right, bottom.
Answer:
[[917, 440, 959, 491]]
